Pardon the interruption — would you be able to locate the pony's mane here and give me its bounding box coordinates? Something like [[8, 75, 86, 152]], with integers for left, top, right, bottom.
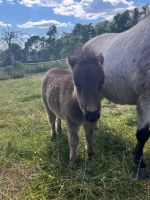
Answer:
[[69, 44, 96, 62], [139, 7, 150, 22]]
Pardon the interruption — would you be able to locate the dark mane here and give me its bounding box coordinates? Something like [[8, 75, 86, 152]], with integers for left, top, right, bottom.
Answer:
[[79, 57, 98, 65], [139, 7, 150, 22], [69, 44, 96, 64]]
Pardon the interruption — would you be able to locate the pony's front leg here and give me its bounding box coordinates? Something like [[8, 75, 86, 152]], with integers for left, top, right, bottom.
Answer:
[[83, 122, 96, 160], [134, 102, 150, 179], [66, 119, 79, 169]]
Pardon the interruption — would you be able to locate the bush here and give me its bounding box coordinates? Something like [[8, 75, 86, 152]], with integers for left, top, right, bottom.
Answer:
[[10, 69, 25, 79], [0, 60, 67, 80], [3, 64, 25, 79]]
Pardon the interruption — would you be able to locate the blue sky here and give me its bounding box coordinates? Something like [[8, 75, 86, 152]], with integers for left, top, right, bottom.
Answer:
[[0, 0, 149, 36]]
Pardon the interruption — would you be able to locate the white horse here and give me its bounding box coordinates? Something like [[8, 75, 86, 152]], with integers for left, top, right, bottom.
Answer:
[[75, 13, 150, 179]]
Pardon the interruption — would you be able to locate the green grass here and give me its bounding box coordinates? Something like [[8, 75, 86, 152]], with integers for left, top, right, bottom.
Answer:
[[1, 74, 150, 200], [0, 60, 68, 80]]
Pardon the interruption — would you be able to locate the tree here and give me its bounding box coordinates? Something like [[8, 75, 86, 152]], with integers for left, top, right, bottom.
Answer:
[[131, 7, 140, 26], [11, 43, 22, 61], [46, 25, 57, 46], [110, 5, 149, 33], [1, 43, 22, 66], [46, 25, 57, 60], [60, 32, 81, 58], [110, 10, 132, 32], [24, 35, 47, 62], [72, 23, 96, 43], [95, 20, 111, 35], [0, 25, 25, 66], [25, 35, 41, 51]]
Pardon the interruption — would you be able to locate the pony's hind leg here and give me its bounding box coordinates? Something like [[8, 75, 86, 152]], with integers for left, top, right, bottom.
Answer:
[[42, 96, 57, 141], [134, 99, 150, 179], [56, 118, 62, 133], [47, 109, 57, 141]]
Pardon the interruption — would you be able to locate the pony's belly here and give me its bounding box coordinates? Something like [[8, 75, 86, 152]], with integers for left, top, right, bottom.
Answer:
[[102, 84, 137, 105], [47, 86, 64, 119]]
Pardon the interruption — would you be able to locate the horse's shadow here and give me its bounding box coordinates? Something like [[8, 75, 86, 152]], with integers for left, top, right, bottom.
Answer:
[[39, 123, 150, 199], [42, 123, 141, 178]]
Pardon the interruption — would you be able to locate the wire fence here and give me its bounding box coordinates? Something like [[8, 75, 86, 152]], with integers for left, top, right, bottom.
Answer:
[[0, 59, 68, 80]]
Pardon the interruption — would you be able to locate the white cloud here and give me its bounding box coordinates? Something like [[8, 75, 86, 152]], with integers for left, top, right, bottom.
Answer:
[[19, 0, 59, 7], [103, 0, 133, 6], [53, 0, 131, 20], [16, 0, 136, 20], [0, 0, 16, 4], [53, 3, 115, 20], [0, 21, 11, 27], [17, 19, 72, 29]]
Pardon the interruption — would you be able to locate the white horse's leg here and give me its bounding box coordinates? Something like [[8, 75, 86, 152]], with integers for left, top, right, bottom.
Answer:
[[134, 98, 150, 179]]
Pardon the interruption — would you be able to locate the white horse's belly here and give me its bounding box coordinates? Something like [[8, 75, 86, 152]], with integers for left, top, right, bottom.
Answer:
[[102, 76, 137, 105]]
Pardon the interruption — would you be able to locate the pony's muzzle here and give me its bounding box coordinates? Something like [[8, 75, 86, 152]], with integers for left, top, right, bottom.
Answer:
[[85, 110, 100, 123]]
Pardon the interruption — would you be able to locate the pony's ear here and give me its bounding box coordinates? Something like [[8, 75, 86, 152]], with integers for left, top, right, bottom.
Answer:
[[68, 55, 78, 69], [96, 53, 104, 66]]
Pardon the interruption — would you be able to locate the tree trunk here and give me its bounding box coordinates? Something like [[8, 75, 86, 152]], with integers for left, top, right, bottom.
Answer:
[[9, 47, 15, 66]]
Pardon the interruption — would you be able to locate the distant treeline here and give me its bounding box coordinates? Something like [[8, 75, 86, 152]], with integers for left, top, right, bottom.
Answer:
[[0, 5, 149, 66]]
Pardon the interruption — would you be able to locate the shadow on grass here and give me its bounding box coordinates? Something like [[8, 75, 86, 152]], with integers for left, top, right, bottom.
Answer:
[[33, 123, 148, 200], [21, 94, 41, 102], [43, 124, 135, 171]]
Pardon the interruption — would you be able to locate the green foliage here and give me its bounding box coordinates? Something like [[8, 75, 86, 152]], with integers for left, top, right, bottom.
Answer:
[[0, 64, 25, 79], [131, 8, 141, 26], [9, 66, 25, 79], [72, 23, 96, 43], [0, 5, 149, 66], [1, 75, 150, 199], [95, 20, 111, 35], [110, 10, 132, 32], [25, 35, 41, 50], [2, 43, 24, 66]]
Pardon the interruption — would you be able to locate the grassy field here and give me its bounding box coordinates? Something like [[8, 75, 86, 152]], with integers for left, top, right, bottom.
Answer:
[[1, 74, 150, 200]]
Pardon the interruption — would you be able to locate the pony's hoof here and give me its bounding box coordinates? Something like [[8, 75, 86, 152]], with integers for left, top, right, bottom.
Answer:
[[68, 162, 77, 170], [137, 168, 149, 180]]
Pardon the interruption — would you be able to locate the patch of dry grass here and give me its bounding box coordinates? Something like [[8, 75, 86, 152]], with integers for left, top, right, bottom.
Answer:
[[0, 163, 37, 199]]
